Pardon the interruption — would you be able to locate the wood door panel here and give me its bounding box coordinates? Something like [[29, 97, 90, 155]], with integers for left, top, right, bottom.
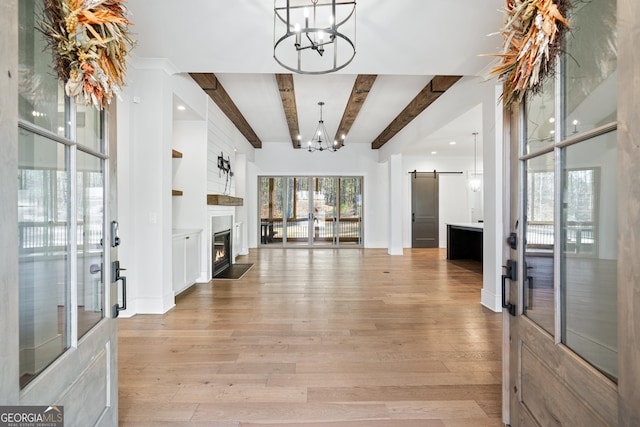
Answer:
[[518, 320, 617, 425], [520, 343, 608, 426], [516, 405, 542, 427], [59, 347, 109, 426]]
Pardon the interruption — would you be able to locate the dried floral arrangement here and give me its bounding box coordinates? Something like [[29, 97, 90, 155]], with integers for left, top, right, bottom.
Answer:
[[488, 0, 572, 106], [39, 0, 134, 110]]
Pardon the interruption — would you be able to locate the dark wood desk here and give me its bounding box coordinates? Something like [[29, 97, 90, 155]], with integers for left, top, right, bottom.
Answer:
[[447, 223, 483, 262]]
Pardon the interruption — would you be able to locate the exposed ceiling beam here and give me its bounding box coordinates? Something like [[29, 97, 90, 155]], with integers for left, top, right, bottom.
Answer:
[[189, 73, 262, 149], [334, 74, 377, 147], [275, 74, 301, 149], [371, 75, 462, 150]]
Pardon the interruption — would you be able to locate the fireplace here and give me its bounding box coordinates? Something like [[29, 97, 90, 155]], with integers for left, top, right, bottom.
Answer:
[[211, 215, 234, 278], [213, 229, 231, 276]]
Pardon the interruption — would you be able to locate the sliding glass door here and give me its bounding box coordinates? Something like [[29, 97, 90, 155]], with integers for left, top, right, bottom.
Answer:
[[259, 176, 363, 247]]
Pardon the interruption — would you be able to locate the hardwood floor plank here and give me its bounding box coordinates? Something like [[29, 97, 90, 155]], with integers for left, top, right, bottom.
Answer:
[[118, 248, 502, 426], [307, 384, 501, 403], [191, 402, 389, 423], [240, 421, 445, 427], [266, 372, 500, 388]]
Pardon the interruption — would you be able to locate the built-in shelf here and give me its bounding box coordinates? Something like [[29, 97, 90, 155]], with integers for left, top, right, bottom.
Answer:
[[172, 149, 183, 158], [172, 190, 183, 196], [207, 194, 243, 206]]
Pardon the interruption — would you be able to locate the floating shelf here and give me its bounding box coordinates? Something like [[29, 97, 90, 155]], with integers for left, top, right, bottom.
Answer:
[[207, 194, 243, 206], [172, 190, 184, 196], [172, 149, 183, 158]]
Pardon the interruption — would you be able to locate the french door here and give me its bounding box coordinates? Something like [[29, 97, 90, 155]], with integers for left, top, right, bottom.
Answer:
[[504, 1, 619, 424], [259, 176, 362, 247], [2, 1, 119, 424]]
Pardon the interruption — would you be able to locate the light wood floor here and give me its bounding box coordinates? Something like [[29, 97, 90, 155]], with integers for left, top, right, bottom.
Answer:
[[118, 248, 503, 426]]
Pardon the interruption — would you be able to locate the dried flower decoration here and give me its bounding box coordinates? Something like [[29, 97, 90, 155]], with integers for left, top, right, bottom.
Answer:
[[487, 0, 571, 106], [40, 0, 134, 110]]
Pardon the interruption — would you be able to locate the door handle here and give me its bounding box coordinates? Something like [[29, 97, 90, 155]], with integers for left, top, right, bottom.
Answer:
[[111, 261, 127, 318], [501, 259, 517, 316]]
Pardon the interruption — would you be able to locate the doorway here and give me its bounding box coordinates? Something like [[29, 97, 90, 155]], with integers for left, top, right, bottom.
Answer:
[[259, 176, 363, 247]]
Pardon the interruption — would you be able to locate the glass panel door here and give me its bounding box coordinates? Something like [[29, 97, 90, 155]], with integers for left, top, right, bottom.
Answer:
[[259, 177, 285, 246], [339, 177, 362, 245], [312, 177, 338, 245], [286, 177, 310, 245], [258, 176, 363, 247]]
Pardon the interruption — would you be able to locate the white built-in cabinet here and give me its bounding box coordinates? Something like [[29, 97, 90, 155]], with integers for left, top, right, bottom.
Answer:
[[172, 229, 202, 295]]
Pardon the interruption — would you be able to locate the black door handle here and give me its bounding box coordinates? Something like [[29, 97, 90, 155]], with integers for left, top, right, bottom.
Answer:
[[111, 261, 127, 318], [501, 259, 517, 316]]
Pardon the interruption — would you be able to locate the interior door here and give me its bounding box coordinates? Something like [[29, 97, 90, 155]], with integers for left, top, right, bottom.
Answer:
[[411, 172, 439, 248], [505, 2, 619, 421]]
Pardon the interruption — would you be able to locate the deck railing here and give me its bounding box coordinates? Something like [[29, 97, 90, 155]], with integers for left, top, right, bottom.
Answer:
[[526, 221, 595, 254], [262, 217, 361, 243], [19, 221, 103, 253]]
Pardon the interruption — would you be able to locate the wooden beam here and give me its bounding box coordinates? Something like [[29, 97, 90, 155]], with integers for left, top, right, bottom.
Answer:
[[207, 194, 244, 206], [371, 75, 462, 150], [189, 73, 262, 149], [334, 74, 377, 147], [275, 74, 301, 149]]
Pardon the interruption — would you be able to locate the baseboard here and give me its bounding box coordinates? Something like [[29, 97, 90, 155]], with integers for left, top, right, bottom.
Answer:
[[135, 294, 175, 314], [481, 288, 502, 312]]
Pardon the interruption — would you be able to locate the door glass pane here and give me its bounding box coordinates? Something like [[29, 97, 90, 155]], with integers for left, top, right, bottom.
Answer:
[[259, 177, 284, 246], [339, 177, 362, 245], [562, 132, 617, 380], [77, 105, 104, 153], [286, 177, 310, 245], [564, 0, 617, 137], [19, 0, 67, 136], [526, 77, 556, 154], [524, 152, 555, 335], [313, 177, 338, 245], [77, 152, 105, 337], [18, 129, 70, 388]]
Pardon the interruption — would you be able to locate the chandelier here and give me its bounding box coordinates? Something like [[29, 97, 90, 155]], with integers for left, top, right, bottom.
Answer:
[[307, 102, 343, 152], [273, 0, 356, 74]]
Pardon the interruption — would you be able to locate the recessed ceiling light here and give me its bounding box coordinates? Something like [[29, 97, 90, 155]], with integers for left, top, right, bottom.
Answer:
[[431, 151, 437, 155], [177, 105, 186, 111], [449, 141, 456, 145]]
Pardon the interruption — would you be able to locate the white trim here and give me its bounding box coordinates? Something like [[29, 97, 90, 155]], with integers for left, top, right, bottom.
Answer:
[[130, 56, 180, 75]]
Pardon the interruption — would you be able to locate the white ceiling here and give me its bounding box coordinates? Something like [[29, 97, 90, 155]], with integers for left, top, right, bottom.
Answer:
[[130, 0, 503, 155]]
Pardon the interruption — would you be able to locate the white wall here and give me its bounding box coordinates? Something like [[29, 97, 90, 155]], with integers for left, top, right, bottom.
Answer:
[[118, 60, 210, 315], [204, 97, 254, 278], [172, 119, 208, 281], [249, 141, 389, 248]]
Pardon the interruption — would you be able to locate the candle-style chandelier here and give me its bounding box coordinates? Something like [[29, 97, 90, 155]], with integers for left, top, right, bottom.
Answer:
[[306, 102, 344, 152], [273, 0, 356, 75]]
